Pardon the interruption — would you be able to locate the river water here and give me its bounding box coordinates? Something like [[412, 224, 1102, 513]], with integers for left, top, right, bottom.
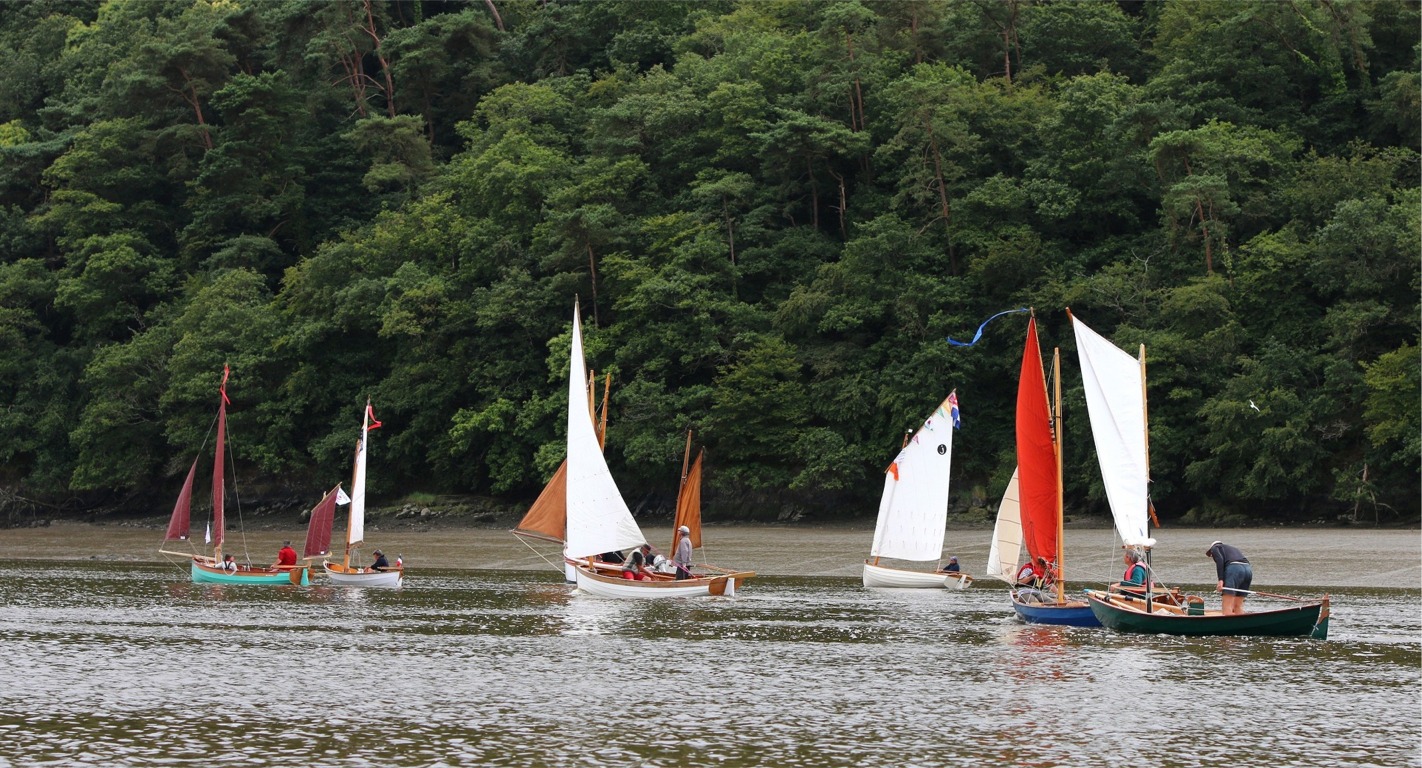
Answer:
[[0, 523, 1417, 767]]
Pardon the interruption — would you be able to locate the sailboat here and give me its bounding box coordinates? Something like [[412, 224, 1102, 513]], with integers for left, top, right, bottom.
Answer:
[[560, 300, 754, 598], [321, 401, 402, 587], [160, 366, 310, 586], [1005, 314, 1097, 625], [1070, 312, 1329, 637], [863, 392, 973, 589]]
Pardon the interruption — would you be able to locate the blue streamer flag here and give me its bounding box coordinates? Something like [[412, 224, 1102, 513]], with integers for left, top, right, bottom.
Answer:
[[946, 308, 1030, 347]]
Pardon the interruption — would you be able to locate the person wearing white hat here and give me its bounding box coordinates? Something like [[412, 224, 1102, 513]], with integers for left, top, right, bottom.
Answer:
[[673, 525, 693, 580]]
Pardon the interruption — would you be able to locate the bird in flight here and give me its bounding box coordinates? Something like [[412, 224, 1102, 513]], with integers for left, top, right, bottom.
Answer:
[[1249, 399, 1260, 412]]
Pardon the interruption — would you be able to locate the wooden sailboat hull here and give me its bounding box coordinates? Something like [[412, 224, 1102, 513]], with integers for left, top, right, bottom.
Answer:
[[191, 559, 308, 586], [1085, 590, 1329, 639], [573, 565, 753, 599], [323, 562, 403, 588], [862, 561, 973, 590], [1010, 589, 1101, 627]]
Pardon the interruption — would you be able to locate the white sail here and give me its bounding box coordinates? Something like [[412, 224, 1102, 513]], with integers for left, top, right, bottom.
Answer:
[[348, 413, 369, 547], [564, 306, 645, 560], [868, 396, 955, 563], [986, 467, 1022, 583], [1071, 316, 1151, 547]]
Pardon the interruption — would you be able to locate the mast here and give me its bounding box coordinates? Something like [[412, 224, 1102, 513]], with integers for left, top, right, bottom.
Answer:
[[1053, 347, 1065, 604], [673, 430, 693, 554], [1140, 343, 1152, 611], [342, 431, 359, 569], [212, 366, 229, 563]]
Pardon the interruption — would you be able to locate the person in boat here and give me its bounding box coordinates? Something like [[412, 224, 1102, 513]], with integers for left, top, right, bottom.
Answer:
[[220, 553, 238, 572], [621, 543, 654, 581], [1120, 549, 1150, 594], [939, 557, 961, 573], [272, 540, 298, 570], [673, 525, 694, 580], [368, 549, 392, 572], [1205, 541, 1252, 615], [1014, 557, 1048, 588]]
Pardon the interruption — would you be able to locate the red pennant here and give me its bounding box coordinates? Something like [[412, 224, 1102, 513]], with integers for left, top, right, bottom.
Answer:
[[366, 403, 382, 431], [219, 364, 231, 405]]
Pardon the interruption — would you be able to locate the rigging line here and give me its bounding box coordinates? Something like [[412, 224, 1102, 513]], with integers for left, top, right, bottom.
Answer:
[[513, 534, 565, 574]]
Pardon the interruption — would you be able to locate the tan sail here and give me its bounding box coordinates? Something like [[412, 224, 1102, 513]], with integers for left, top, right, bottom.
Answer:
[[671, 431, 703, 552], [512, 371, 610, 544]]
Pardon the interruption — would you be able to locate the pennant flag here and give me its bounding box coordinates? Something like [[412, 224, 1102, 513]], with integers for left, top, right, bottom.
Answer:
[[204, 522, 212, 544], [336, 487, 352, 505], [947, 308, 1030, 347], [888, 462, 899, 481], [219, 364, 231, 405], [947, 391, 961, 430], [366, 403, 382, 431]]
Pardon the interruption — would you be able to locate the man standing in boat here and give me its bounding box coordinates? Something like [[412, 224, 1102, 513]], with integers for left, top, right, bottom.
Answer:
[[1206, 541, 1252, 615], [673, 525, 693, 580]]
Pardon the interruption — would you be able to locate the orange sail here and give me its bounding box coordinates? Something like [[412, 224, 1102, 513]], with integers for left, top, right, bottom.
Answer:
[[672, 433, 704, 552], [1015, 316, 1059, 569]]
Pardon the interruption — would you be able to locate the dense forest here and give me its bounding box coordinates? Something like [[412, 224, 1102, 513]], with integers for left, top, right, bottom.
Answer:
[[0, 0, 1417, 527]]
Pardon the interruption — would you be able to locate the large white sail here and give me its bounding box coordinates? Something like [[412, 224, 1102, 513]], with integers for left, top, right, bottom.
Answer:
[[868, 395, 955, 563], [564, 306, 645, 560], [986, 467, 1022, 583], [1071, 315, 1151, 547]]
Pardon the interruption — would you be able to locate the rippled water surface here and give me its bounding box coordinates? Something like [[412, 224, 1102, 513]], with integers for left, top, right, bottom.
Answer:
[[0, 526, 1418, 767]]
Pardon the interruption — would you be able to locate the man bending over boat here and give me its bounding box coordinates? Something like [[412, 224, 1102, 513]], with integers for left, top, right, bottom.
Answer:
[[1205, 541, 1252, 615], [368, 550, 392, 572]]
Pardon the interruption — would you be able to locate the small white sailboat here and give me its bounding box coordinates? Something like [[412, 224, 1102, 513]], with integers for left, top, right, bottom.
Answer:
[[321, 402, 402, 588], [560, 300, 753, 598], [863, 392, 972, 589]]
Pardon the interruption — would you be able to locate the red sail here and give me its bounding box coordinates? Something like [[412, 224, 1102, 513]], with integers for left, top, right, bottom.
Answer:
[[1015, 317, 1059, 568], [303, 486, 340, 558], [212, 399, 226, 550], [164, 459, 198, 541]]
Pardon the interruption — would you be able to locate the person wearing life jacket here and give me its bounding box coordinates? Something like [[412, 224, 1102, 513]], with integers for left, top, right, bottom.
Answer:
[[1014, 557, 1046, 588], [621, 544, 653, 581], [1120, 549, 1150, 595]]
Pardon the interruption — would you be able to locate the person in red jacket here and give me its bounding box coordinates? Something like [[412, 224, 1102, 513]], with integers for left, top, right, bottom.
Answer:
[[272, 540, 298, 570]]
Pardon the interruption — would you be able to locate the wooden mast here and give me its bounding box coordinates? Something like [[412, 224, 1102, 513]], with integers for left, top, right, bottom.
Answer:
[[341, 417, 360, 571], [673, 429, 692, 554], [1052, 347, 1065, 605]]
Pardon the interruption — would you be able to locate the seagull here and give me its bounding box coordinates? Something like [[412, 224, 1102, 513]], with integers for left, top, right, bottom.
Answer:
[[1249, 399, 1260, 413]]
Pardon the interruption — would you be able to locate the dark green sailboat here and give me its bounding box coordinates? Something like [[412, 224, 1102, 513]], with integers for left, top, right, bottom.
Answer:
[[1084, 590, 1330, 639]]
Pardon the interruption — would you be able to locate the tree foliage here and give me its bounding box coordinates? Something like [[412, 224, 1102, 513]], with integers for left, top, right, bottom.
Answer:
[[0, 0, 1416, 525]]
